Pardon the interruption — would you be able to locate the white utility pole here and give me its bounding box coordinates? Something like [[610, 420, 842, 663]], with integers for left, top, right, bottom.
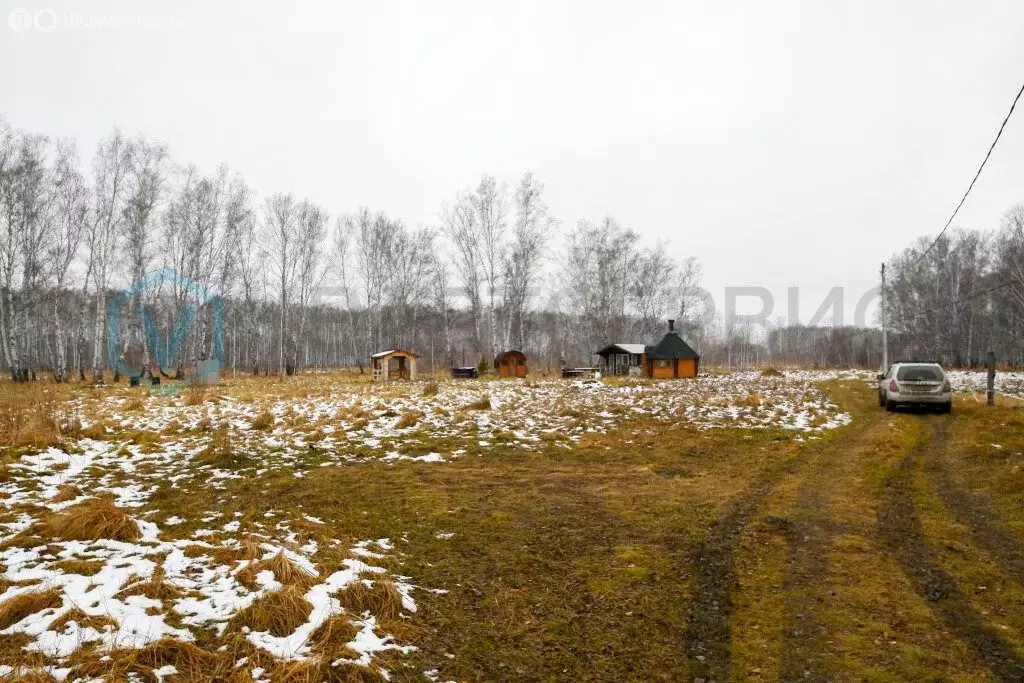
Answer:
[[880, 263, 888, 371]]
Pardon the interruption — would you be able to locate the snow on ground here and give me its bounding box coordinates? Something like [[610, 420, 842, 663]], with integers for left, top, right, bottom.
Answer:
[[0, 370, 863, 677], [946, 369, 1024, 398], [0, 434, 421, 677], [59, 372, 857, 476]]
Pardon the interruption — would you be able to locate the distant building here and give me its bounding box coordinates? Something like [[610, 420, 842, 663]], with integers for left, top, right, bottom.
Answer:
[[643, 320, 700, 378], [494, 350, 528, 377], [595, 343, 646, 376], [370, 349, 418, 381], [594, 321, 700, 379]]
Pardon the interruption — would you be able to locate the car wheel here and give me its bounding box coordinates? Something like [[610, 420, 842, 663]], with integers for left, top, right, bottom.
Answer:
[[942, 401, 952, 414], [885, 399, 895, 412]]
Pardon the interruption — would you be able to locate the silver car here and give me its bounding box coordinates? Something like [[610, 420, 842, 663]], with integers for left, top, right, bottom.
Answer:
[[878, 362, 952, 413]]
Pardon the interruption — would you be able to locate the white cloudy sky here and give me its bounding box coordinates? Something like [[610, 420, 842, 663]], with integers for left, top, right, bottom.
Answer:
[[3, 0, 1023, 324]]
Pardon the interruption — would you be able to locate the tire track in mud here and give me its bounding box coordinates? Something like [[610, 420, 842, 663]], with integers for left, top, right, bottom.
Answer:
[[878, 420, 1024, 681], [776, 415, 889, 682], [684, 451, 807, 681], [922, 418, 1024, 581]]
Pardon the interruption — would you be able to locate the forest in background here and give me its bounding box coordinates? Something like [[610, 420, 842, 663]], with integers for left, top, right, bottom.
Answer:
[[2, 116, 1022, 382]]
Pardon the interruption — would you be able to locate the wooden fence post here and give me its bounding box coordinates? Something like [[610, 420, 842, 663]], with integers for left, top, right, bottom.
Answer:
[[986, 350, 996, 406]]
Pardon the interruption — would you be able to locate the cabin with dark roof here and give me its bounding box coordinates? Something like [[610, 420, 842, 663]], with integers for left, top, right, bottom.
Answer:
[[643, 320, 700, 378]]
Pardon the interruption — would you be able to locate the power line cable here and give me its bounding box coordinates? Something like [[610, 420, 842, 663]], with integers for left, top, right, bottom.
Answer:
[[916, 80, 1024, 265]]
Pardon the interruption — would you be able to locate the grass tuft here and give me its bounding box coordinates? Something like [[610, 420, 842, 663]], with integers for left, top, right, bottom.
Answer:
[[228, 586, 313, 637], [335, 579, 403, 621], [250, 410, 275, 431], [0, 589, 62, 629], [36, 497, 140, 542]]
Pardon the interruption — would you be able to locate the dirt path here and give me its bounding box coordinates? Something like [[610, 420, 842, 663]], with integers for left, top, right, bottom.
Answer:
[[878, 420, 1024, 681], [921, 421, 1024, 581], [684, 455, 803, 681], [776, 412, 890, 681]]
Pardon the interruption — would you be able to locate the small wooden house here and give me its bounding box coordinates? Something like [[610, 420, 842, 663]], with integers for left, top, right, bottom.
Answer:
[[494, 350, 528, 377], [644, 320, 700, 378], [596, 343, 646, 376], [370, 349, 418, 381]]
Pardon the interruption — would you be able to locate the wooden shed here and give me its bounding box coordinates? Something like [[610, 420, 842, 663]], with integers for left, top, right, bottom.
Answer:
[[644, 320, 700, 378], [494, 350, 528, 377], [596, 343, 646, 376], [370, 349, 418, 381]]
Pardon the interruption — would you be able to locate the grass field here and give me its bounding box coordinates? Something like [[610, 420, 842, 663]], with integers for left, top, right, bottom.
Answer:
[[0, 370, 1021, 681]]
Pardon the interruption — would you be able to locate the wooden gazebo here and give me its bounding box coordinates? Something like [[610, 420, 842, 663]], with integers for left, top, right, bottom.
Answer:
[[643, 320, 700, 379], [494, 350, 528, 377], [370, 349, 419, 381]]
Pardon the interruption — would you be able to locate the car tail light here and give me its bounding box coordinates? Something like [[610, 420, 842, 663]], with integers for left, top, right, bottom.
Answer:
[[889, 380, 899, 392], [942, 379, 951, 392]]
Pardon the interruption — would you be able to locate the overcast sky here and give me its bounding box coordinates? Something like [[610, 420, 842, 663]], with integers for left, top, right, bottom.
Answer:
[[3, 0, 1023, 324]]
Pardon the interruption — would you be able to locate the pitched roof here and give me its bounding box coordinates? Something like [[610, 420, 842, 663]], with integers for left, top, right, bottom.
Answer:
[[645, 332, 700, 360], [595, 343, 646, 357], [370, 348, 419, 359]]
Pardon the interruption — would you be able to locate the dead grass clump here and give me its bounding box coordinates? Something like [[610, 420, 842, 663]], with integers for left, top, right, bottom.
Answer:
[[466, 395, 491, 411], [0, 394, 65, 452], [51, 558, 104, 576], [335, 579, 403, 621], [421, 381, 439, 397], [734, 393, 763, 408], [130, 637, 225, 680], [194, 416, 212, 433], [0, 588, 62, 629], [36, 497, 140, 542], [228, 586, 313, 637], [309, 615, 359, 658], [395, 410, 422, 429], [183, 384, 207, 406], [162, 418, 183, 435], [238, 552, 318, 591], [122, 396, 145, 412], [761, 367, 784, 377], [0, 633, 43, 667], [49, 607, 117, 632], [52, 483, 82, 503], [250, 410, 275, 431], [117, 566, 183, 601], [78, 422, 108, 440], [197, 424, 237, 467]]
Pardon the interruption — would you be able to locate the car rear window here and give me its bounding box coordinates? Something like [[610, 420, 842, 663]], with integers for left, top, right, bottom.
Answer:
[[897, 366, 942, 381]]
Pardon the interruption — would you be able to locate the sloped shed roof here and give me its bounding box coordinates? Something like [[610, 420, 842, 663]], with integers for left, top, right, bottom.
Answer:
[[595, 343, 647, 357], [644, 332, 700, 360], [370, 348, 419, 359], [494, 350, 527, 363]]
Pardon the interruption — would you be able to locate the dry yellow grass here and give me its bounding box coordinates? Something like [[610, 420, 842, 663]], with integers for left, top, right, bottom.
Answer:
[[49, 608, 117, 632], [466, 395, 491, 411], [250, 410, 274, 431], [50, 559, 104, 576], [237, 552, 318, 591], [0, 589, 62, 629], [335, 579, 403, 621], [51, 484, 81, 503], [395, 410, 422, 429], [35, 497, 140, 542], [421, 381, 439, 397], [228, 586, 313, 637], [117, 566, 182, 601], [183, 384, 207, 406]]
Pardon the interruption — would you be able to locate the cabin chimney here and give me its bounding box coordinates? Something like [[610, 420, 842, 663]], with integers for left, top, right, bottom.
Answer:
[[668, 319, 675, 332]]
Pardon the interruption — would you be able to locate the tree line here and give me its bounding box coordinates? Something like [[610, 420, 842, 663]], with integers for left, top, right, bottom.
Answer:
[[0, 117, 708, 382], [884, 212, 1024, 366]]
